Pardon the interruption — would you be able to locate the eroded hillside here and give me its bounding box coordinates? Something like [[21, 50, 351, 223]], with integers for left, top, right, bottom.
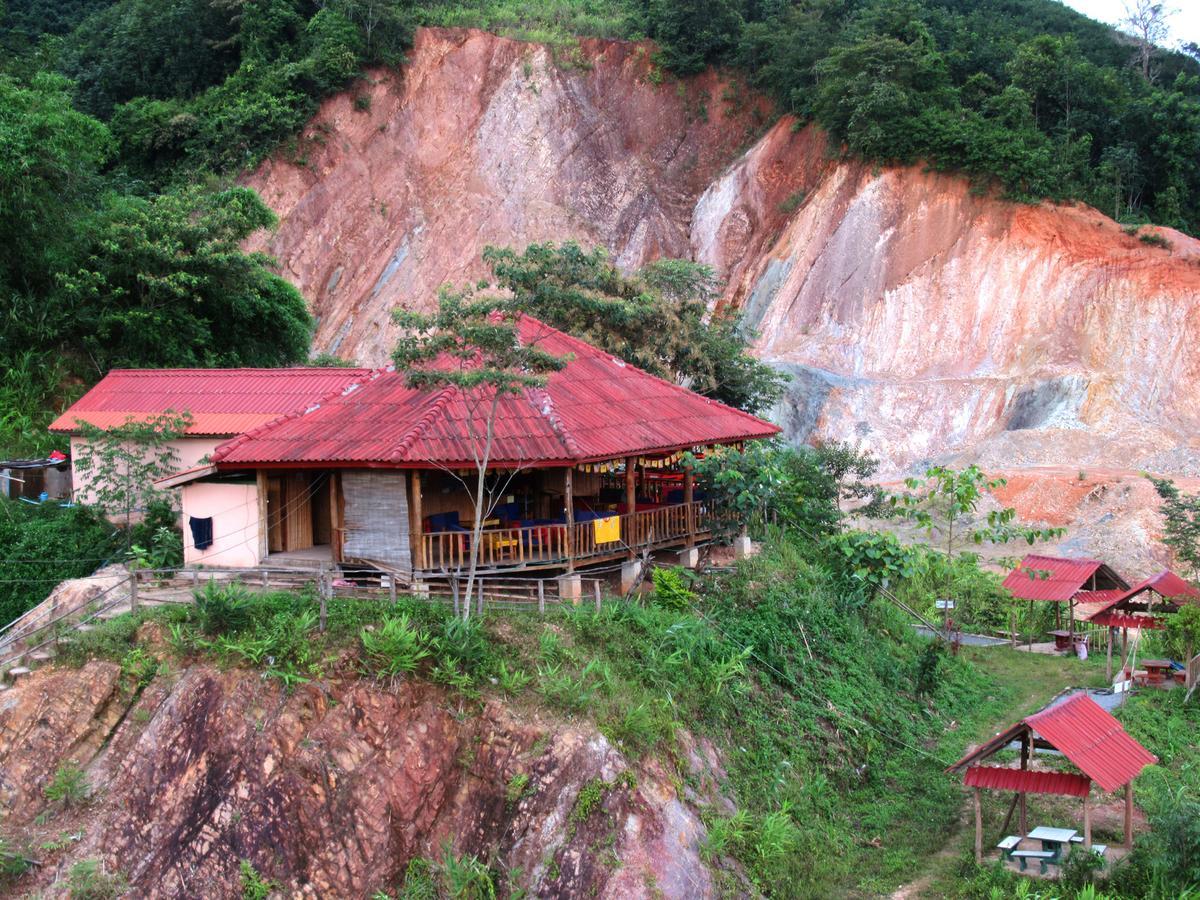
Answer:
[[244, 26, 1200, 570]]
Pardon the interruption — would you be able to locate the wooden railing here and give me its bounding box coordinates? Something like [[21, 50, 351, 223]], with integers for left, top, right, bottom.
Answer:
[[420, 501, 710, 572]]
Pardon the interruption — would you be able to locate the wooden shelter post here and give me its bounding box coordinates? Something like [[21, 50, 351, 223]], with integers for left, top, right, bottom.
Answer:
[[974, 787, 983, 864], [1019, 733, 1029, 835], [1083, 792, 1092, 849], [1069, 598, 1076, 639], [683, 464, 695, 548], [1106, 626, 1114, 682], [625, 456, 637, 559], [565, 466, 575, 573], [1124, 782, 1133, 847], [409, 470, 423, 571], [1028, 600, 1033, 651]]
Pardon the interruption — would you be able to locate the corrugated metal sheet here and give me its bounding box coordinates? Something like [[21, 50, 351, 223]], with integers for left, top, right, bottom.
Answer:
[[50, 368, 371, 436], [1090, 611, 1163, 630], [1001, 555, 1128, 601], [964, 766, 1091, 797], [1026, 694, 1157, 793], [214, 316, 780, 467], [1085, 569, 1200, 621]]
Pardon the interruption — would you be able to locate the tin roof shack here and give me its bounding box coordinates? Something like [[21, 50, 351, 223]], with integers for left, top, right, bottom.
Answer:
[[50, 368, 370, 508], [167, 317, 780, 579], [0, 456, 71, 502], [1003, 554, 1130, 645], [948, 693, 1156, 867], [1086, 570, 1200, 683]]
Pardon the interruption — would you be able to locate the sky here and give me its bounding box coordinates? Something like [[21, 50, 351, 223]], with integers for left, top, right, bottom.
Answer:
[[1060, 1, 1200, 49]]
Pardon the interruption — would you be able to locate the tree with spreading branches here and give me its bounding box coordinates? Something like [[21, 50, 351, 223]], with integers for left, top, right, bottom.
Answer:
[[392, 288, 567, 615]]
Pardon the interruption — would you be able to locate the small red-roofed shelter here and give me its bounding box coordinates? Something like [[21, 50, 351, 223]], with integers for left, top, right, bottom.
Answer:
[[1003, 555, 1129, 648], [948, 693, 1156, 864], [1085, 570, 1200, 682]]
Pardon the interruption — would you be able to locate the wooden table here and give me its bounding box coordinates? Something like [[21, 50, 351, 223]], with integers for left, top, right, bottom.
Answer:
[[1048, 630, 1073, 652], [1028, 826, 1077, 862], [1142, 659, 1173, 684]]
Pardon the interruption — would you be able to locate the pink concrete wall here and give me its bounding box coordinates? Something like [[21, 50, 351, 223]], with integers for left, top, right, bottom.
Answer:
[[181, 480, 262, 568], [69, 435, 224, 507]]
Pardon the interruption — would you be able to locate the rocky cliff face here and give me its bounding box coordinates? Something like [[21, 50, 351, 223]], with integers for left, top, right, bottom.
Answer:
[[0, 655, 724, 898], [245, 26, 1200, 570]]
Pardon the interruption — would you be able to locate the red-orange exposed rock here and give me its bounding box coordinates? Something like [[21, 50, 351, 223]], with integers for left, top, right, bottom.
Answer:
[[0, 663, 723, 898], [245, 26, 1200, 564]]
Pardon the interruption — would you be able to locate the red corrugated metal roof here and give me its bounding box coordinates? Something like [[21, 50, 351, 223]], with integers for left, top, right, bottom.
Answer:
[[1090, 611, 1163, 630], [1086, 569, 1200, 621], [213, 316, 780, 467], [50, 368, 371, 436], [964, 766, 1091, 797], [1026, 694, 1157, 793], [1001, 555, 1128, 601]]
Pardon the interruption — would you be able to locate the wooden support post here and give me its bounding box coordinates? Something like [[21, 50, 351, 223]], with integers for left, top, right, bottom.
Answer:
[[1124, 782, 1134, 848], [389, 576, 398, 604], [1057, 603, 1062, 630], [999, 793, 1020, 837], [1028, 601, 1033, 651], [1083, 792, 1092, 849], [974, 787, 983, 865], [683, 465, 695, 548], [409, 470, 424, 572], [129, 572, 139, 614], [329, 474, 342, 563], [1106, 626, 1114, 682], [1019, 733, 1029, 835], [625, 456, 637, 559], [1069, 598, 1076, 640], [256, 469, 269, 563], [594, 579, 602, 612], [318, 566, 329, 633], [565, 467, 575, 573], [451, 577, 460, 618], [477, 579, 484, 616], [537, 579, 545, 614]]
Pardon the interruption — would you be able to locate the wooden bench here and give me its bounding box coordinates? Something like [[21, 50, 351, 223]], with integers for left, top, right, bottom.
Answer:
[[997, 835, 1021, 858], [1011, 849, 1055, 873]]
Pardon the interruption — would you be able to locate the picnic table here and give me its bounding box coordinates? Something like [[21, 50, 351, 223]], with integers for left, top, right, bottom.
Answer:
[[1028, 826, 1077, 862], [1048, 630, 1073, 652], [1142, 659, 1173, 684]]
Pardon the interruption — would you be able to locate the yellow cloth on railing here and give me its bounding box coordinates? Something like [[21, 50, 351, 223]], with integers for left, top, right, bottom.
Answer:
[[593, 515, 620, 544]]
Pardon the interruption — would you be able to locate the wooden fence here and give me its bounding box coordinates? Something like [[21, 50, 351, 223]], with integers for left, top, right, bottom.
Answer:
[[421, 501, 708, 571]]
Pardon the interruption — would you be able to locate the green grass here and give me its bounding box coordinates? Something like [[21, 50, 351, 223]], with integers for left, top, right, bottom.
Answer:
[[53, 537, 1138, 898]]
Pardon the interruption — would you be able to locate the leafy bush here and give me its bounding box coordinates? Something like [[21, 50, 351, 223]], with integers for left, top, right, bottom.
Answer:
[[194, 581, 255, 636], [0, 835, 30, 886], [0, 499, 119, 626], [44, 762, 91, 809], [650, 566, 695, 611], [360, 614, 434, 678], [66, 858, 126, 900], [239, 859, 274, 900]]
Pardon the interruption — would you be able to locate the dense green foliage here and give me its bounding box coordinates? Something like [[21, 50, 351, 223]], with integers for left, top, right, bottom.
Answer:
[[0, 498, 119, 625], [0, 70, 312, 456], [482, 242, 786, 414], [647, 0, 1200, 232]]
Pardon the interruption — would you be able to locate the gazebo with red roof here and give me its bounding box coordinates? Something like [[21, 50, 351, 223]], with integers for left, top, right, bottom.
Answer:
[[948, 693, 1156, 865], [163, 317, 780, 578], [1086, 570, 1200, 681], [1003, 555, 1129, 649]]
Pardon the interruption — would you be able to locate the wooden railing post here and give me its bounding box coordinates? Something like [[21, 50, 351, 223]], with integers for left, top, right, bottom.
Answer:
[[128, 571, 139, 614], [538, 580, 545, 614]]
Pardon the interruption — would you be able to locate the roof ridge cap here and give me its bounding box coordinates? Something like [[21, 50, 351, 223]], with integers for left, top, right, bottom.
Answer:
[[527, 385, 582, 459], [388, 382, 460, 462], [518, 313, 778, 430], [212, 369, 381, 462]]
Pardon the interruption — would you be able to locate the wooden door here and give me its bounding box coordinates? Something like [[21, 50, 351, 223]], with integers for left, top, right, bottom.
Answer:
[[284, 472, 314, 550], [267, 476, 285, 553]]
